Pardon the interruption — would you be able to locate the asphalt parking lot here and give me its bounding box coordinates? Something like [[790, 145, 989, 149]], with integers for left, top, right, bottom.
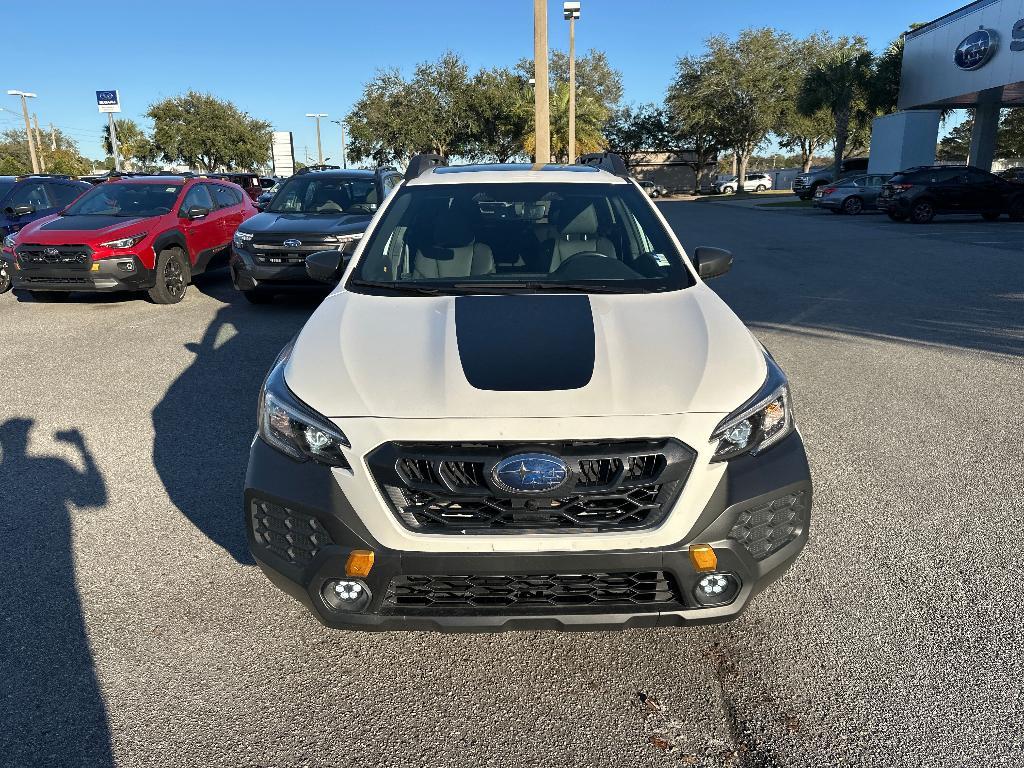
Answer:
[[1, 201, 1021, 767]]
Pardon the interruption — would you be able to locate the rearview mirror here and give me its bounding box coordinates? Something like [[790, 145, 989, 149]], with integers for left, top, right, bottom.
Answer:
[[306, 250, 344, 283], [185, 206, 210, 220], [693, 246, 733, 280]]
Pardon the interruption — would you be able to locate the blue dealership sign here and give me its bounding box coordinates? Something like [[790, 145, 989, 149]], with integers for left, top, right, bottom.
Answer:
[[96, 90, 120, 113]]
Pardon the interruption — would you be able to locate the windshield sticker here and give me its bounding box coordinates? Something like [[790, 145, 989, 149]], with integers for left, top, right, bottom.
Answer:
[[653, 253, 670, 267], [166, 187, 178, 193]]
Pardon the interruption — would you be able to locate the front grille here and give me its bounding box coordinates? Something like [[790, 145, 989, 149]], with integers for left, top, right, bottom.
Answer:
[[383, 571, 682, 615], [20, 276, 91, 284], [368, 439, 696, 534], [729, 491, 808, 560], [249, 499, 334, 566], [16, 244, 92, 268], [250, 234, 343, 265]]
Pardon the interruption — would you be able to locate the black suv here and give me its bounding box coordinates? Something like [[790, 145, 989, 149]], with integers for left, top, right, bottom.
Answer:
[[878, 165, 1024, 223], [230, 167, 402, 303]]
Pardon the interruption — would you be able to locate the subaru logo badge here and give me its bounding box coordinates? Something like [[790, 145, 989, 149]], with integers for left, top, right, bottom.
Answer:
[[492, 453, 569, 494], [44, 247, 59, 257], [955, 28, 998, 71], [283, 238, 302, 248]]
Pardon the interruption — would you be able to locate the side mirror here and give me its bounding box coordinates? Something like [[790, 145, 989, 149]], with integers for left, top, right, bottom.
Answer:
[[306, 249, 344, 283], [185, 206, 210, 220], [254, 202, 265, 212], [694, 246, 733, 280], [9, 204, 34, 217]]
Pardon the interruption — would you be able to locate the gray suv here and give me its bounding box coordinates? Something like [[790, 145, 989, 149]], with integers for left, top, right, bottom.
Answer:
[[793, 158, 869, 200]]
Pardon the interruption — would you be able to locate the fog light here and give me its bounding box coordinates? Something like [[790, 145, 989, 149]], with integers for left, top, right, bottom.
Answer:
[[321, 578, 371, 612], [118, 260, 135, 272], [693, 572, 740, 607]]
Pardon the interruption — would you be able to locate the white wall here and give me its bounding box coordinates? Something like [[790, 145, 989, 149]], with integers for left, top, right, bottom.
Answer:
[[868, 111, 943, 174]]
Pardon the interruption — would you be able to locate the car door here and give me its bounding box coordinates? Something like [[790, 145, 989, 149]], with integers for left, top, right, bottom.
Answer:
[[177, 183, 219, 266], [927, 168, 967, 212], [210, 183, 244, 244], [862, 175, 885, 208], [966, 169, 1007, 212]]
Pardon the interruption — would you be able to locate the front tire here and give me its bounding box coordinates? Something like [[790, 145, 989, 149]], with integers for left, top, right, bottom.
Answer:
[[147, 248, 190, 304], [842, 196, 864, 215], [910, 200, 935, 224], [755, 184, 766, 192]]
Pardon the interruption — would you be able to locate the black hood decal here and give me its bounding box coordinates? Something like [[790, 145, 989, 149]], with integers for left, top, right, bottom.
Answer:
[[40, 215, 145, 232], [455, 295, 595, 391]]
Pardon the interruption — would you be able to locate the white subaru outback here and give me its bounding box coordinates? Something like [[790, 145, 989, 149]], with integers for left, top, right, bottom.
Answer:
[[245, 153, 811, 631]]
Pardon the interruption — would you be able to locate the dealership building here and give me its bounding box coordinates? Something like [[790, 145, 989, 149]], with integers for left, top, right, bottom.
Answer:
[[871, 0, 1024, 173]]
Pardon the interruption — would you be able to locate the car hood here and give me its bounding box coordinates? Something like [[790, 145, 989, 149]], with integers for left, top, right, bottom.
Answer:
[[284, 285, 767, 419], [240, 211, 371, 236], [18, 214, 151, 240]]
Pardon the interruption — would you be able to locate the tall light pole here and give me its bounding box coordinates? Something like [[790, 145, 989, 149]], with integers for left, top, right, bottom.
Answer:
[[7, 90, 39, 174], [564, 2, 580, 163], [306, 113, 327, 164], [330, 119, 347, 169], [533, 0, 550, 163]]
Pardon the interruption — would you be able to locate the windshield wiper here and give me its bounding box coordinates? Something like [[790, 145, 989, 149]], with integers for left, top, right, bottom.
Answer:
[[450, 281, 633, 294], [346, 279, 441, 296]]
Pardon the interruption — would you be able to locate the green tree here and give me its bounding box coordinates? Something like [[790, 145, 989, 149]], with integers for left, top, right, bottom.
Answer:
[[406, 52, 473, 160], [0, 128, 91, 176], [465, 68, 532, 163], [665, 55, 731, 192], [548, 81, 608, 162], [798, 38, 874, 180], [999, 108, 1024, 157], [937, 117, 972, 161], [102, 118, 155, 171], [549, 49, 623, 110], [346, 68, 421, 167], [148, 91, 270, 171], [602, 104, 670, 168], [776, 33, 836, 172]]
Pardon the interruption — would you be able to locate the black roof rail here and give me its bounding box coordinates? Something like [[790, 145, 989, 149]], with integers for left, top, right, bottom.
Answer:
[[405, 153, 447, 182], [16, 173, 72, 180], [576, 152, 629, 178], [296, 164, 343, 175]]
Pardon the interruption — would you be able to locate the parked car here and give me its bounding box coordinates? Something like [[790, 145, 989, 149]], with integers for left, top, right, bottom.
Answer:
[[209, 172, 263, 202], [230, 166, 402, 303], [710, 173, 772, 194], [793, 157, 870, 200], [637, 180, 668, 198], [812, 174, 891, 215], [256, 182, 281, 209], [878, 165, 1024, 223], [0, 175, 92, 293], [243, 152, 812, 631], [4, 175, 257, 303], [997, 167, 1024, 182]]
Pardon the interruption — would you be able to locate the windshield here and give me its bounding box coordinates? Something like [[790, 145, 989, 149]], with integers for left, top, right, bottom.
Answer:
[[0, 181, 15, 201], [349, 181, 694, 295], [64, 183, 183, 217], [266, 176, 378, 214]]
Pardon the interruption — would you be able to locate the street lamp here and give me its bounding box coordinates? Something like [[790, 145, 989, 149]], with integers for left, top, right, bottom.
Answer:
[[7, 90, 40, 173], [563, 2, 580, 163], [305, 113, 328, 164], [330, 119, 347, 169]]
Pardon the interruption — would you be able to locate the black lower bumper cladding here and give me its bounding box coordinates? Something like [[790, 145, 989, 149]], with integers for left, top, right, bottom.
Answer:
[[245, 432, 812, 632], [11, 254, 154, 292]]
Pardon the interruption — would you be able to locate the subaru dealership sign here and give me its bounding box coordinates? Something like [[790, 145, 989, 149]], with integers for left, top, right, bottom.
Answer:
[[96, 90, 120, 113]]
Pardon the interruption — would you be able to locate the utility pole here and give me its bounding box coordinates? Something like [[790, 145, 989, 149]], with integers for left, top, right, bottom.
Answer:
[[7, 90, 40, 174], [533, 0, 550, 164], [330, 119, 347, 169], [33, 114, 46, 172], [107, 113, 122, 172], [306, 113, 327, 164], [564, 2, 580, 163]]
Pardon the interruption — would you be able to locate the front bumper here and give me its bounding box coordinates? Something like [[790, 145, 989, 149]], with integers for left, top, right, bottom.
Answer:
[[229, 246, 319, 292], [10, 255, 154, 292], [245, 431, 812, 632]]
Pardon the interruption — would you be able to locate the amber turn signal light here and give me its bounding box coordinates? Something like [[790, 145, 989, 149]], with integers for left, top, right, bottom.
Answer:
[[345, 549, 375, 577], [689, 544, 718, 572]]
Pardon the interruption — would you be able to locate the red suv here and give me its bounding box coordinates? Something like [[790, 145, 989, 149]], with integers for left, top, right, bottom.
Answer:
[[3, 175, 257, 303]]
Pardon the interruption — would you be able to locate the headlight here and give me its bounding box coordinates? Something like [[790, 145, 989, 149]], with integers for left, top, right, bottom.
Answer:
[[710, 353, 794, 461], [100, 232, 147, 249], [258, 344, 351, 468], [3, 234, 16, 250], [336, 232, 363, 252], [233, 230, 254, 248]]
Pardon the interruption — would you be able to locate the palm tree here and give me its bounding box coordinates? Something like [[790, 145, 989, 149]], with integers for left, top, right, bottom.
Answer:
[[798, 46, 873, 180]]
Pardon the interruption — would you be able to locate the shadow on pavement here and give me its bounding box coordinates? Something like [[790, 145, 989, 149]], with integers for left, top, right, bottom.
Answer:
[[0, 419, 113, 767], [151, 288, 319, 563]]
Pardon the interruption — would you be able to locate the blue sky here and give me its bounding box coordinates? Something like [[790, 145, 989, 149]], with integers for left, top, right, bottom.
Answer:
[[3, 0, 953, 164]]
